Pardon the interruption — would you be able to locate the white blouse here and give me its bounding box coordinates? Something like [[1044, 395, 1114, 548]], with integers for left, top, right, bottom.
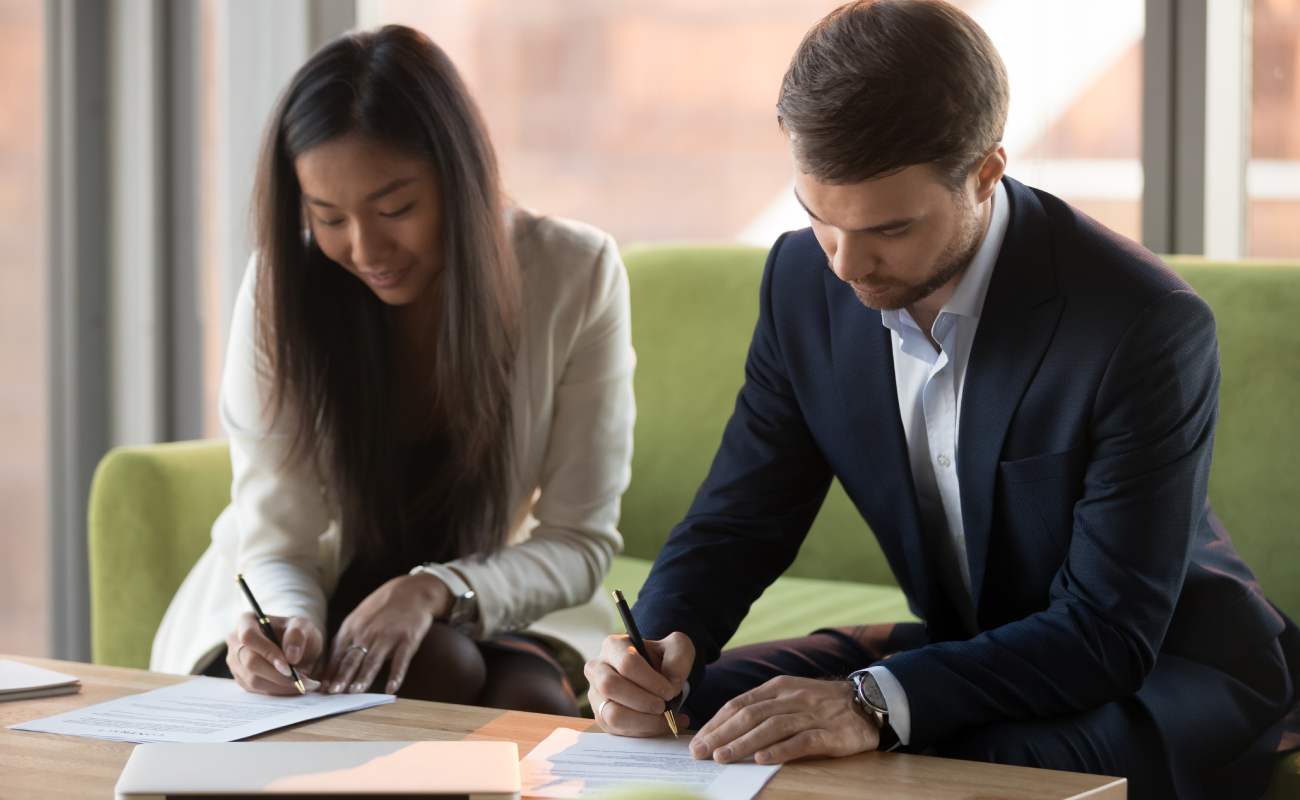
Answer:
[[151, 211, 635, 676]]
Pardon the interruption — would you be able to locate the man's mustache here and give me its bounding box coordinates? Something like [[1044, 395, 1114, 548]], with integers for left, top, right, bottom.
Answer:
[[850, 278, 907, 291]]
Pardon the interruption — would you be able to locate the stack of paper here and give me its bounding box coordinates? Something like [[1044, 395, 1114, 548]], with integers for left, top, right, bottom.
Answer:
[[0, 659, 81, 702], [521, 729, 781, 800], [7, 676, 394, 743]]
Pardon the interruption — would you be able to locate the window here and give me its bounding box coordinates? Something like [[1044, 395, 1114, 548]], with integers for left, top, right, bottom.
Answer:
[[993, 0, 1144, 243], [367, 0, 843, 247], [369, 0, 1145, 247], [0, 0, 47, 656], [1250, 0, 1300, 257]]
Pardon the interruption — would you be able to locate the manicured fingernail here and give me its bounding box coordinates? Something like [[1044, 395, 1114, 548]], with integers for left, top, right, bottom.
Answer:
[[351, 682, 365, 693], [716, 746, 732, 762], [274, 659, 291, 677], [304, 678, 320, 691], [331, 682, 344, 694], [286, 646, 301, 662]]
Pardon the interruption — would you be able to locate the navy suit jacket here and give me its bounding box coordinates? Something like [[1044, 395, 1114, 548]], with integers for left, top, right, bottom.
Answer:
[[634, 177, 1288, 748]]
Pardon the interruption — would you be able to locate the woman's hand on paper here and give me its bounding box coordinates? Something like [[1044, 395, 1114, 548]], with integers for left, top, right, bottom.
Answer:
[[586, 631, 694, 737], [320, 572, 454, 696], [226, 614, 324, 695], [689, 676, 880, 765]]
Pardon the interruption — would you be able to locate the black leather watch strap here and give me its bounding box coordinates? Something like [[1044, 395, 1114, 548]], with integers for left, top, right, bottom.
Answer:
[[876, 716, 901, 752], [849, 669, 903, 752]]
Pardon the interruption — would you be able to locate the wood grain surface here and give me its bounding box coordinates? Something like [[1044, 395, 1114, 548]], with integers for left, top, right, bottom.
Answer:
[[0, 656, 1125, 799]]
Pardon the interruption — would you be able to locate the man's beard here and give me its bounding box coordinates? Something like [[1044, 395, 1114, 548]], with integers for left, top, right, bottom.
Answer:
[[849, 202, 986, 312]]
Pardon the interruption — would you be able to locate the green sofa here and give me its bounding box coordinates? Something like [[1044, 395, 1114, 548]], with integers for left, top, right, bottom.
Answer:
[[88, 245, 1300, 794]]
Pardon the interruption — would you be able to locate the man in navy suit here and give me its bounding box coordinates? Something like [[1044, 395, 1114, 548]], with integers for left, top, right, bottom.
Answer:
[[584, 1, 1299, 797]]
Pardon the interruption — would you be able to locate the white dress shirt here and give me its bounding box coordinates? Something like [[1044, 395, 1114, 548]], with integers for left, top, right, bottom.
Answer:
[[866, 180, 1010, 746]]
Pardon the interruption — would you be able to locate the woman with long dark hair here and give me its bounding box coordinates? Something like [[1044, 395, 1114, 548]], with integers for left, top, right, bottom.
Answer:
[[151, 26, 634, 715]]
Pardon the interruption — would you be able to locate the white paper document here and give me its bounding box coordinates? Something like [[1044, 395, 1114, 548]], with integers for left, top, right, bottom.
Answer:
[[7, 676, 394, 744], [520, 728, 781, 800], [0, 659, 81, 702]]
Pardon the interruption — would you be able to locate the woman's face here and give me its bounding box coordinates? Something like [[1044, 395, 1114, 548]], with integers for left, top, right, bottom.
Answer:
[[296, 135, 444, 307]]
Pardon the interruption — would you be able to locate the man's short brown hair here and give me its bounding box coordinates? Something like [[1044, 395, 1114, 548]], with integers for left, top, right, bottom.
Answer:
[[777, 0, 1009, 189]]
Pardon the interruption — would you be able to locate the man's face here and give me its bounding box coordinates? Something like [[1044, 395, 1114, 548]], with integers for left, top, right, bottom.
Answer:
[[795, 163, 988, 312]]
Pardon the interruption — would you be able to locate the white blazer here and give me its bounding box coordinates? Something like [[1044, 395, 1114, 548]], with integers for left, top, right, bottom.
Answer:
[[151, 211, 634, 675]]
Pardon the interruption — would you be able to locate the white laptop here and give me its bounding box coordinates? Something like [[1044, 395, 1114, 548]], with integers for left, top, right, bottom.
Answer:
[[114, 741, 521, 800]]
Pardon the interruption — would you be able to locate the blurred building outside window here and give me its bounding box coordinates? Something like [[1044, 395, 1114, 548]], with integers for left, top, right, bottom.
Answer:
[[0, 0, 47, 657], [366, 0, 1147, 249], [1250, 0, 1300, 258]]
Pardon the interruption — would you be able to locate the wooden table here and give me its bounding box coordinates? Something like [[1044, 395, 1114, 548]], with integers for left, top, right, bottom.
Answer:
[[0, 656, 1124, 799]]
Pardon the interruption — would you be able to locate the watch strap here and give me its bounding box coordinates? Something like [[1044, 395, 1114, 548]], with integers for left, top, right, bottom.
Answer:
[[409, 562, 478, 635], [875, 716, 901, 752], [849, 668, 902, 752], [409, 562, 471, 599]]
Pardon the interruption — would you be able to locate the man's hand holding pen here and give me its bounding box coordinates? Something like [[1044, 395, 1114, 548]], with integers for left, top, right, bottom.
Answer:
[[585, 631, 695, 737], [587, 625, 883, 765]]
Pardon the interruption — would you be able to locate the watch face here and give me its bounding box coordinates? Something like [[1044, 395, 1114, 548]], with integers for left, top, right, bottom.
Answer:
[[858, 674, 888, 713]]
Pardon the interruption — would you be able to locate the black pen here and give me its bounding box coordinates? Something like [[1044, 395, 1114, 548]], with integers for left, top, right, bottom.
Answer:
[[612, 589, 680, 737], [235, 574, 306, 694]]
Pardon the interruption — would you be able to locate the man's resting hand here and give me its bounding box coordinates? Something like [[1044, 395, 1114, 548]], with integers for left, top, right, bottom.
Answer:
[[586, 631, 694, 736], [689, 676, 880, 764]]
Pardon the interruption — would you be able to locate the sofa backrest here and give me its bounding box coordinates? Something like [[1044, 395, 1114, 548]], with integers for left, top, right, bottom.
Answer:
[[87, 247, 1300, 670], [621, 245, 1300, 616], [621, 244, 898, 587], [1168, 259, 1300, 618]]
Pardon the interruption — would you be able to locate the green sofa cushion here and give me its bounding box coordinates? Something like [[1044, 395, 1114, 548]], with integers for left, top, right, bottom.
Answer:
[[1264, 751, 1300, 799], [606, 556, 916, 649]]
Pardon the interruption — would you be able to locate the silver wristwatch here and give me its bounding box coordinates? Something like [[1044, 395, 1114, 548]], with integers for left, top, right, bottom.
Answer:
[[408, 562, 478, 637], [848, 668, 901, 752]]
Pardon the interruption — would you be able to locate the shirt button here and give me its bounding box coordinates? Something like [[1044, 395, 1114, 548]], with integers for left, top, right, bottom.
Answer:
[[937, 455, 951, 468]]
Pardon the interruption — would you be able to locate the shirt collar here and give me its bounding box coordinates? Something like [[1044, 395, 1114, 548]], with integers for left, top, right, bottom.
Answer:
[[878, 179, 1009, 349], [942, 179, 1009, 321]]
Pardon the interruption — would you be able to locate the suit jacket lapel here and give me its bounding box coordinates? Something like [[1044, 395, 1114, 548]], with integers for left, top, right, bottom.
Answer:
[[824, 270, 931, 617], [959, 178, 1064, 616]]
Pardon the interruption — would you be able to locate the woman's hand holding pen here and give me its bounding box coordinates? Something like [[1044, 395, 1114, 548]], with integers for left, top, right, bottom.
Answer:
[[320, 572, 453, 696], [226, 614, 323, 695], [585, 632, 694, 737]]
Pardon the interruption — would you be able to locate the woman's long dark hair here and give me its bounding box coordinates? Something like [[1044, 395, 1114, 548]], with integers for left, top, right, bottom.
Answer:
[[252, 26, 520, 574]]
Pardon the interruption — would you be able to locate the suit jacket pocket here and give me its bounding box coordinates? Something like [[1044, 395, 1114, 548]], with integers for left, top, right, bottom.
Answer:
[[998, 442, 1086, 485], [996, 443, 1087, 560]]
